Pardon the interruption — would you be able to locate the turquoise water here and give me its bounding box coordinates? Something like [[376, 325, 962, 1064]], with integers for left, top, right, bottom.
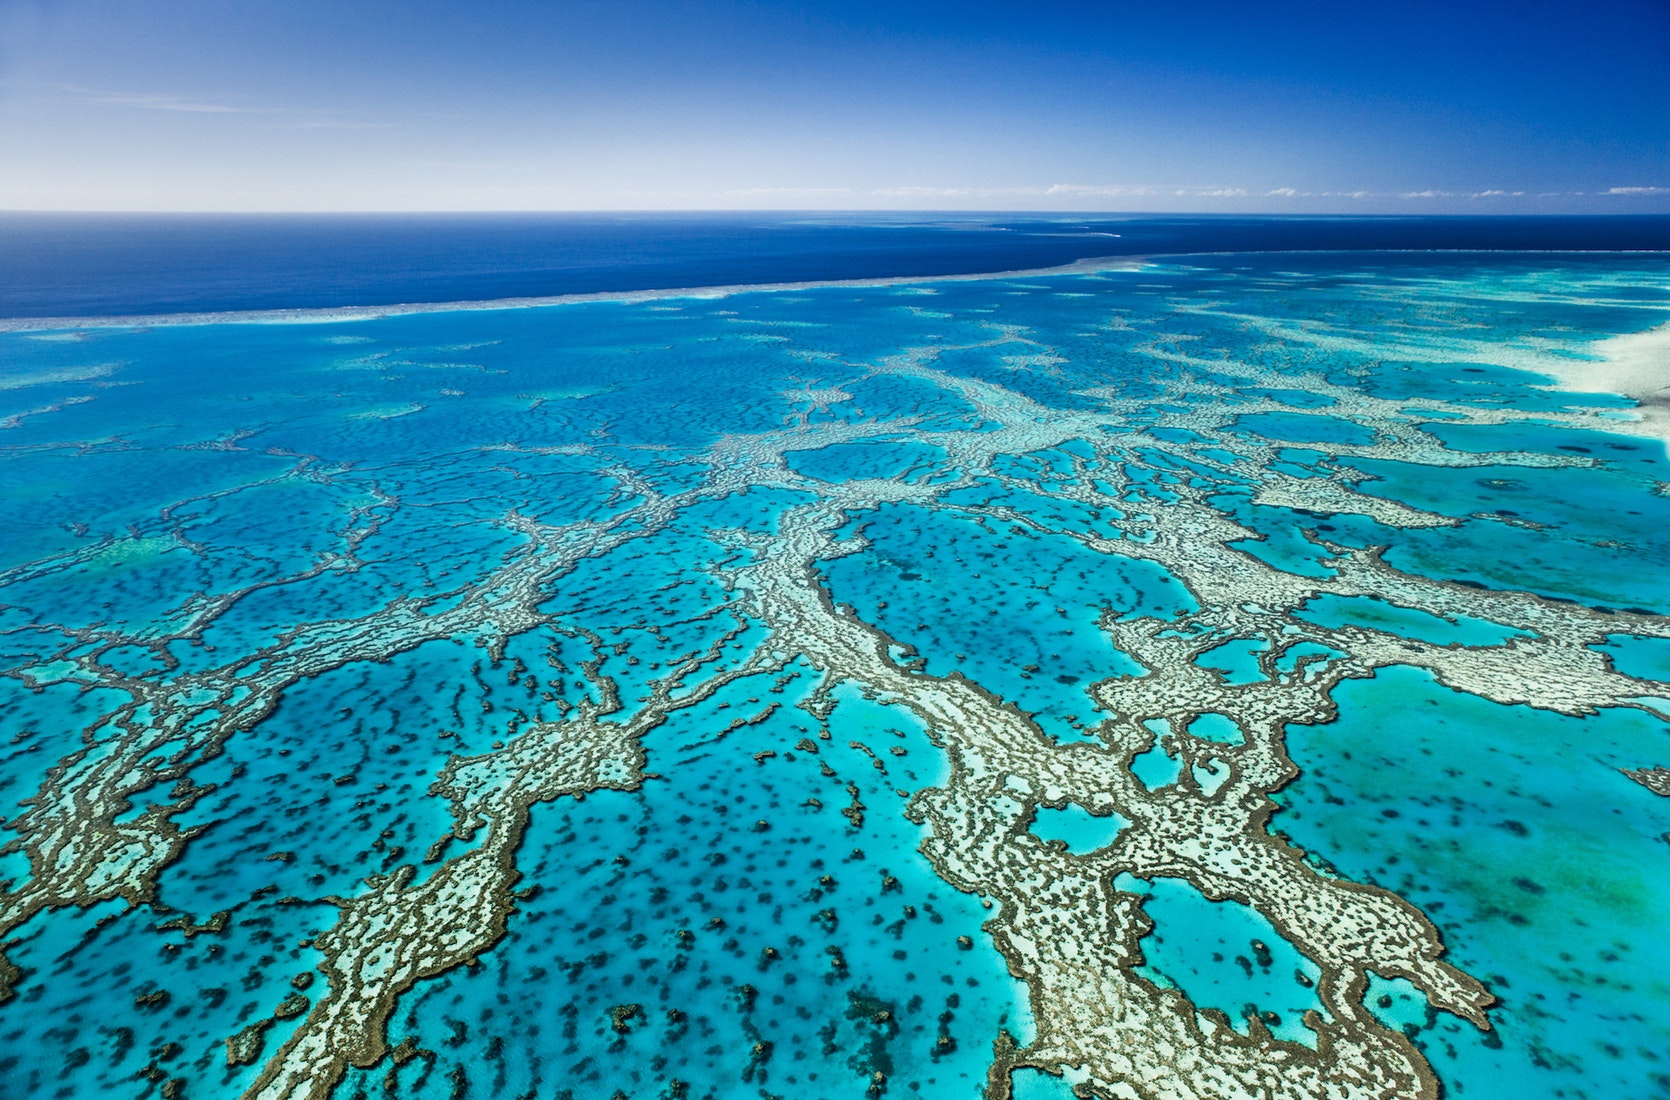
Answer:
[[1232, 410, 1378, 448], [1294, 594, 1530, 648], [1277, 667, 1670, 1100], [1594, 633, 1670, 682], [1028, 803, 1127, 854], [2, 252, 1669, 1099], [1196, 637, 1270, 684], [1119, 874, 1328, 1049]]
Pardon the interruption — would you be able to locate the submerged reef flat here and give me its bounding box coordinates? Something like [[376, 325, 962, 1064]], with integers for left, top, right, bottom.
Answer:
[[2, 252, 1669, 1100]]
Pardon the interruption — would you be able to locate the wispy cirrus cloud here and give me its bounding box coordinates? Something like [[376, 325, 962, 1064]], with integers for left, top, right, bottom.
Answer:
[[872, 185, 982, 198], [720, 187, 856, 198], [1043, 184, 1162, 197], [59, 84, 273, 113], [35, 83, 382, 129], [1606, 185, 1670, 196]]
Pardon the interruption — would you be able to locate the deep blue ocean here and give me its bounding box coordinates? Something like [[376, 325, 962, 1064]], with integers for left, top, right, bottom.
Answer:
[[4, 212, 1670, 319]]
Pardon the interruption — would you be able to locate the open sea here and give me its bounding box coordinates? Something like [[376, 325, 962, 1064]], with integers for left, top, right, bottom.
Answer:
[[2, 214, 1669, 1100]]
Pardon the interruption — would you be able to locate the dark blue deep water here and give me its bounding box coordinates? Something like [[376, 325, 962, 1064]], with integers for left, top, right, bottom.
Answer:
[[4, 212, 1670, 319]]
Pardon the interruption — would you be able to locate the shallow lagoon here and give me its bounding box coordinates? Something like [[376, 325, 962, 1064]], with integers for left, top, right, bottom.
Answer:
[[1278, 667, 1670, 1099]]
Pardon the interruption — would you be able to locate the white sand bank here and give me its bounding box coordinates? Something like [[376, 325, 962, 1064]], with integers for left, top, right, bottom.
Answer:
[[1536, 321, 1670, 448]]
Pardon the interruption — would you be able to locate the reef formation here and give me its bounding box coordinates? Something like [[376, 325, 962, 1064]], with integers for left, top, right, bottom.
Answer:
[[2, 255, 1669, 1099]]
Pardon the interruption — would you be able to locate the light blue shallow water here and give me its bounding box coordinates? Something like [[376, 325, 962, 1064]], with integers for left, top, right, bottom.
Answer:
[[1, 251, 1668, 1099], [1276, 666, 1670, 1100], [1117, 874, 1328, 1050]]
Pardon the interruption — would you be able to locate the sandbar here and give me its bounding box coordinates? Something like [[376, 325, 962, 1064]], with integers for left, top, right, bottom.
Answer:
[[1534, 320, 1670, 447]]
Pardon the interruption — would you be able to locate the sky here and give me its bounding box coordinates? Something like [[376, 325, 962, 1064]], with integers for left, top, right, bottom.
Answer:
[[0, 0, 1666, 213]]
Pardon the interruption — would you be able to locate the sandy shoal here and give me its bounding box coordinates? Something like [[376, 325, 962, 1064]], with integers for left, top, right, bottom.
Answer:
[[1536, 321, 1670, 448]]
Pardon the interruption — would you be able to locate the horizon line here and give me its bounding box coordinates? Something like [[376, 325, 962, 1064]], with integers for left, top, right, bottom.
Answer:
[[9, 246, 1670, 333], [5, 208, 1670, 218]]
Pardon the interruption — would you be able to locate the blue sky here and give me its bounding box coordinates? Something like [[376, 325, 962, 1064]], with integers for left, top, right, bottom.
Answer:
[[1, 0, 1665, 212]]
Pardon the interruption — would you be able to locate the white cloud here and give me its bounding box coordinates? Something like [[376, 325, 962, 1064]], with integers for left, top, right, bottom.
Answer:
[[1046, 183, 1273, 199], [1044, 184, 1162, 197], [1606, 186, 1670, 196], [720, 187, 854, 197], [871, 186, 980, 197], [37, 83, 373, 128], [62, 86, 267, 113]]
